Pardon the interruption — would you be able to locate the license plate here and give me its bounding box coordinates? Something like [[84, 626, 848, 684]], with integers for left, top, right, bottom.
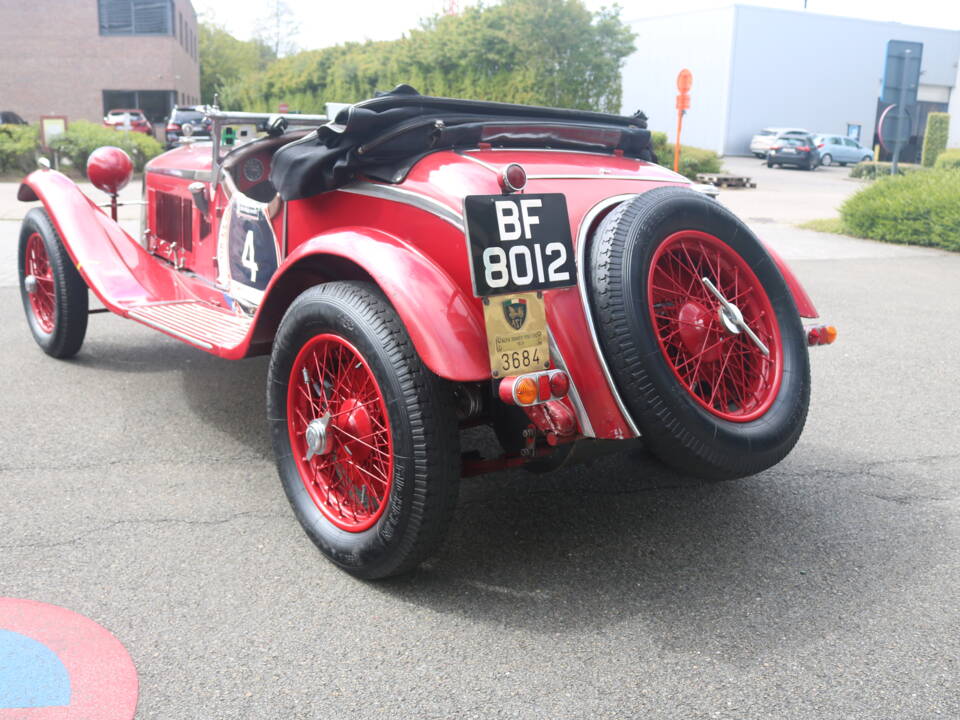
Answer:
[[482, 291, 551, 378], [782, 148, 796, 153], [464, 193, 576, 297]]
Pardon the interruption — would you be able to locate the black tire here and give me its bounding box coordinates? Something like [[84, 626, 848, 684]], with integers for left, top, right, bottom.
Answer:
[[820, 153, 832, 167], [588, 188, 810, 481], [806, 159, 817, 171], [267, 281, 460, 579], [18, 207, 88, 358]]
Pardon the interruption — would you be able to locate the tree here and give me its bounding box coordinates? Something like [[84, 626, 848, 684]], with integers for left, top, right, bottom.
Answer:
[[255, 0, 299, 59], [198, 20, 275, 104], [222, 0, 635, 114]]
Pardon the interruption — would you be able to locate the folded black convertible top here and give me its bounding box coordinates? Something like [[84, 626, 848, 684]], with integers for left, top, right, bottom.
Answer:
[[270, 85, 654, 201]]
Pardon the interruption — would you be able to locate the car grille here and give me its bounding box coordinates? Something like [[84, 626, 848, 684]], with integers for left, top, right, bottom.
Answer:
[[154, 191, 193, 252]]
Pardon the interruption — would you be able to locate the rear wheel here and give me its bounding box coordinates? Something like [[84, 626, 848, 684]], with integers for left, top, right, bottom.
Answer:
[[820, 153, 832, 167], [18, 208, 88, 358], [588, 188, 810, 480], [267, 281, 460, 579]]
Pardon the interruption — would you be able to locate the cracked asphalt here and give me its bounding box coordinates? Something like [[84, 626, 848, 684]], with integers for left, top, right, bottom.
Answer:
[[1, 166, 959, 718]]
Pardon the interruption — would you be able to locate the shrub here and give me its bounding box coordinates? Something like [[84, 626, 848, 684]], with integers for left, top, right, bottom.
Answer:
[[934, 148, 960, 171], [840, 169, 960, 251], [849, 161, 925, 180], [0, 124, 39, 174], [50, 120, 163, 175], [920, 112, 949, 167], [650, 130, 722, 180]]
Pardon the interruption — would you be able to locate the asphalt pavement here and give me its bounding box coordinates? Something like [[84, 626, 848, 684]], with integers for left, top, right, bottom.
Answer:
[[1, 164, 958, 719]]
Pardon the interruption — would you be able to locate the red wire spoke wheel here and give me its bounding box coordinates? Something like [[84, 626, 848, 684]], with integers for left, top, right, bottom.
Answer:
[[268, 281, 460, 579], [648, 230, 783, 422], [286, 334, 394, 532], [25, 232, 56, 333], [18, 208, 88, 358], [589, 188, 810, 481]]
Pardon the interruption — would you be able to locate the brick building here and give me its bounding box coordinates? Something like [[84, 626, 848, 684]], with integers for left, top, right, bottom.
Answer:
[[0, 0, 200, 129]]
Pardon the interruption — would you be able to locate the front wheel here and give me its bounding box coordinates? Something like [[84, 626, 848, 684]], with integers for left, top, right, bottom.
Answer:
[[267, 281, 460, 579], [18, 208, 88, 358], [588, 188, 810, 481], [820, 154, 832, 167]]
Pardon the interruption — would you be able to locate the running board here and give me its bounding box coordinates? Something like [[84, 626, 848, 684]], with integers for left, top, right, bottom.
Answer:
[[127, 301, 252, 352]]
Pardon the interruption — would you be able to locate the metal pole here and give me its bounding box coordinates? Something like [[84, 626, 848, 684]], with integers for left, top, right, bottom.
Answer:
[[674, 110, 684, 173], [891, 48, 911, 175]]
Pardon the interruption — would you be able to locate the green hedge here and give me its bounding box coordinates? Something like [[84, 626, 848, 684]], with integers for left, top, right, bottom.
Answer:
[[650, 131, 722, 180], [840, 169, 960, 251], [920, 112, 949, 167], [50, 121, 163, 175], [0, 124, 39, 174], [849, 161, 926, 180], [934, 148, 960, 171]]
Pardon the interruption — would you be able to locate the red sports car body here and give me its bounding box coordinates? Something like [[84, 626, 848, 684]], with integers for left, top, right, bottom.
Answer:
[[17, 88, 834, 578]]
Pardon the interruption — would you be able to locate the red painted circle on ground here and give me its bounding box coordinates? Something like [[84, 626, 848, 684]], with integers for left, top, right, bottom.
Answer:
[[0, 598, 138, 719]]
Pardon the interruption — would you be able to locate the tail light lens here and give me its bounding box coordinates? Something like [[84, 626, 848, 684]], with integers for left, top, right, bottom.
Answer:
[[771, 145, 781, 151], [797, 146, 811, 152], [499, 163, 527, 193], [166, 123, 181, 131], [817, 143, 825, 148], [499, 370, 569, 406]]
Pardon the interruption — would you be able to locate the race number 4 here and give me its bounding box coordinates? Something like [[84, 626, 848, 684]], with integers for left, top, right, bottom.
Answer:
[[241, 230, 259, 282]]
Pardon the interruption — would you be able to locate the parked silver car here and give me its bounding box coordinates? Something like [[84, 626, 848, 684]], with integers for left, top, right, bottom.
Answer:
[[750, 127, 809, 158], [813, 134, 873, 166]]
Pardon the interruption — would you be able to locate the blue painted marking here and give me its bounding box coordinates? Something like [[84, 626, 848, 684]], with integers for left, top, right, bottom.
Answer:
[[0, 629, 70, 708]]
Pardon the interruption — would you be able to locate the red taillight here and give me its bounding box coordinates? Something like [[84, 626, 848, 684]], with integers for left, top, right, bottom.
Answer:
[[499, 370, 569, 406], [817, 143, 824, 148], [797, 146, 811, 152], [166, 123, 181, 131], [500, 163, 526, 193], [771, 145, 781, 151]]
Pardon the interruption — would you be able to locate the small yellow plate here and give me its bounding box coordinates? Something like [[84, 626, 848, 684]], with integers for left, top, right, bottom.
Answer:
[[482, 292, 551, 378]]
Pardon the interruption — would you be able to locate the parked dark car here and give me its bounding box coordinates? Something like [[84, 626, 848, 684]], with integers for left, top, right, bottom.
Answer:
[[766, 134, 820, 170], [1, 111, 28, 125], [164, 105, 212, 147]]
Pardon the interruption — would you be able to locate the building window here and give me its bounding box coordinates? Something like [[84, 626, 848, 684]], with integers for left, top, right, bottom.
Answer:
[[99, 0, 173, 36]]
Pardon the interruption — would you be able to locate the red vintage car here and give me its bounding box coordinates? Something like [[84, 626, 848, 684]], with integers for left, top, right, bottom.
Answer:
[[16, 87, 835, 579]]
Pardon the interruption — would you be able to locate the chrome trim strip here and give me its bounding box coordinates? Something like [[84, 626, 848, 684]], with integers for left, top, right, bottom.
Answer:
[[148, 167, 213, 182], [458, 152, 500, 174], [547, 330, 595, 438], [576, 194, 642, 437], [339, 183, 464, 230], [527, 173, 689, 183], [127, 311, 215, 350]]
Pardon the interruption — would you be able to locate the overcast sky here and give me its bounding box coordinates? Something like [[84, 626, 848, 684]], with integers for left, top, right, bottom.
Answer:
[[193, 0, 960, 52]]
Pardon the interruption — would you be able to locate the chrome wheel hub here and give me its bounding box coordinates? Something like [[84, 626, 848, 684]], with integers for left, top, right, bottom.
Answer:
[[24, 274, 37, 295], [304, 413, 333, 461]]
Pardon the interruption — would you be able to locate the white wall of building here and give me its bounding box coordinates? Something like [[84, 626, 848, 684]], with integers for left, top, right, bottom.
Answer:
[[619, 4, 960, 156], [620, 7, 736, 155], [726, 6, 960, 155]]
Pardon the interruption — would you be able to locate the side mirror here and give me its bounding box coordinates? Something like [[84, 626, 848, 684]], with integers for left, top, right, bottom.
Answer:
[[266, 114, 288, 137]]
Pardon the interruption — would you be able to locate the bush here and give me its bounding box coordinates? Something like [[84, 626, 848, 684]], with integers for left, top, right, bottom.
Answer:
[[0, 124, 39, 174], [840, 169, 960, 251], [920, 112, 949, 167], [849, 161, 926, 180], [650, 130, 722, 180], [934, 148, 960, 171], [50, 120, 163, 175]]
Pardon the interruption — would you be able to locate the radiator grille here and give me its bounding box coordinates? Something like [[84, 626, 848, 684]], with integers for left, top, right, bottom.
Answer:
[[155, 191, 193, 252]]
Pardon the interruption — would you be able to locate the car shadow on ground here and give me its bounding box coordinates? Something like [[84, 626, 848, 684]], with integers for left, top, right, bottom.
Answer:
[[80, 332, 933, 665]]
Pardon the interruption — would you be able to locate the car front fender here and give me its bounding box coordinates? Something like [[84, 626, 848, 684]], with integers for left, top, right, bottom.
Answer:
[[256, 227, 490, 382]]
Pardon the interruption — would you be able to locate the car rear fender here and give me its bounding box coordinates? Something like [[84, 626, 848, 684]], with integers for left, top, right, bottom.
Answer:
[[253, 227, 490, 382], [762, 242, 818, 318]]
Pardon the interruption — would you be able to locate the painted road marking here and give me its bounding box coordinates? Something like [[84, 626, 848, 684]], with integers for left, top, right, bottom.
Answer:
[[0, 598, 137, 719]]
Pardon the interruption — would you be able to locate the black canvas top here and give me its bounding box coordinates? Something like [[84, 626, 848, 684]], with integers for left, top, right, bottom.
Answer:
[[270, 85, 654, 201]]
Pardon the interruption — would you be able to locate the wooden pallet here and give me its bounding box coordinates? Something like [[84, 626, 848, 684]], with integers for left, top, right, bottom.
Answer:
[[696, 173, 757, 189]]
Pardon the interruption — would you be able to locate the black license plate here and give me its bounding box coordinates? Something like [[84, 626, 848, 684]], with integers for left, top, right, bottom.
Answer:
[[464, 193, 576, 297]]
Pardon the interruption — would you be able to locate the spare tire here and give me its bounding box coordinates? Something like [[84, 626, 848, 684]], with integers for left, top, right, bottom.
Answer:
[[588, 187, 810, 480]]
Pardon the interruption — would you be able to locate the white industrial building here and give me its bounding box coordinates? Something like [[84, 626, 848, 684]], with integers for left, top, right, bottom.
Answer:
[[620, 5, 960, 158]]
